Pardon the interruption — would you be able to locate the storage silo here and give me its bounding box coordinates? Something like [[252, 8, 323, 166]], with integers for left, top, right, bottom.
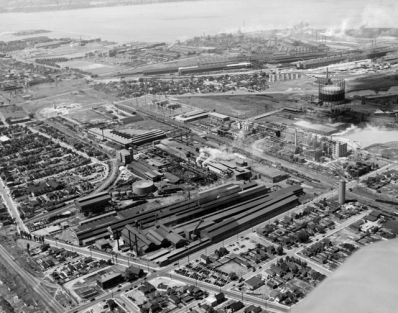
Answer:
[[338, 179, 346, 204], [133, 180, 155, 195]]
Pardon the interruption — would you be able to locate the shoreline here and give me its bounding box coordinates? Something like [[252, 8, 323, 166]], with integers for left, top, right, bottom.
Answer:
[[0, 0, 200, 14]]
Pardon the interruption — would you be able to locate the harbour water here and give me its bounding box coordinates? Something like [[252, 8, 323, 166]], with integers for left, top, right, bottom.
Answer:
[[0, 0, 386, 43]]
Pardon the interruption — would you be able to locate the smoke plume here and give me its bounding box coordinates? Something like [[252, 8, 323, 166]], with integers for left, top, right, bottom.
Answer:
[[196, 146, 236, 166]]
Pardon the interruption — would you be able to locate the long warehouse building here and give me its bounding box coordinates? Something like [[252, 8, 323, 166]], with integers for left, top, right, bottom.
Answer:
[[73, 184, 302, 245]]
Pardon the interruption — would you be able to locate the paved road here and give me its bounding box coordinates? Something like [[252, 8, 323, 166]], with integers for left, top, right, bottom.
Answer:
[[0, 244, 64, 312], [94, 158, 118, 193], [0, 177, 28, 233]]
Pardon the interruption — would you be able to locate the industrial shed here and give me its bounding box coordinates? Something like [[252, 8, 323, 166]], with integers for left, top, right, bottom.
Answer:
[[74, 191, 111, 216]]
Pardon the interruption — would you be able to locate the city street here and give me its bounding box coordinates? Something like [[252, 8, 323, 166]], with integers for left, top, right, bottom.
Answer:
[[0, 244, 65, 312], [0, 177, 29, 233]]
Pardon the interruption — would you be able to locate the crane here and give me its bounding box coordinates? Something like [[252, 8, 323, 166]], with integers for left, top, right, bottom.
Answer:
[[191, 218, 204, 240]]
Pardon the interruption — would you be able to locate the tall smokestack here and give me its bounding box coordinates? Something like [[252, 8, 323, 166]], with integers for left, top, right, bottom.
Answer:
[[135, 233, 139, 256], [338, 180, 346, 205]]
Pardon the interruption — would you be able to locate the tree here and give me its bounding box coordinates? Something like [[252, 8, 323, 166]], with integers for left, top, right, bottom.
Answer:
[[26, 243, 30, 255], [229, 272, 238, 280], [297, 230, 309, 243], [277, 245, 284, 255]]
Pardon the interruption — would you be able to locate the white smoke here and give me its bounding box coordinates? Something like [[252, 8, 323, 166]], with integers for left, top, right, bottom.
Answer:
[[320, 19, 351, 37], [196, 146, 236, 167]]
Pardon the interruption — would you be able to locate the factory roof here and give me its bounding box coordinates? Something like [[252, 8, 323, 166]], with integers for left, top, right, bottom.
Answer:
[[208, 112, 230, 119], [164, 172, 181, 183], [89, 128, 132, 145], [176, 112, 208, 123], [75, 215, 119, 233], [182, 110, 206, 117], [76, 192, 111, 206], [252, 166, 286, 178], [98, 272, 122, 283], [130, 129, 165, 146]]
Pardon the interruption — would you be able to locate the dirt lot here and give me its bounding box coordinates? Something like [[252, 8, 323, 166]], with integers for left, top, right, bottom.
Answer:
[[345, 72, 398, 93], [24, 85, 118, 116], [60, 59, 123, 75], [119, 118, 175, 133], [366, 141, 398, 161], [217, 260, 250, 277], [327, 227, 362, 246], [125, 289, 147, 305], [0, 104, 29, 119], [175, 95, 288, 117], [266, 76, 317, 94], [69, 108, 112, 123], [149, 277, 185, 288]]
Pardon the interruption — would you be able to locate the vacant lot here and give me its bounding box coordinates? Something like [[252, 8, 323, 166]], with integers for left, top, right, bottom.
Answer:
[[0, 105, 28, 119], [125, 289, 147, 305], [149, 277, 185, 288], [61, 59, 122, 75], [176, 95, 286, 117], [328, 227, 361, 246], [218, 260, 249, 277], [366, 141, 398, 161], [120, 118, 175, 132], [24, 86, 118, 116], [69, 108, 112, 123]]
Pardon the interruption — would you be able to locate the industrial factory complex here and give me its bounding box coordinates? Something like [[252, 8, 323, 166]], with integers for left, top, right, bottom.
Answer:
[[72, 183, 303, 265], [3, 20, 398, 313]]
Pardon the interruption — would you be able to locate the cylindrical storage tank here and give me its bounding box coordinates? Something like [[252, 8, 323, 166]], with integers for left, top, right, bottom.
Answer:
[[133, 180, 155, 195], [338, 179, 346, 205], [319, 79, 345, 106]]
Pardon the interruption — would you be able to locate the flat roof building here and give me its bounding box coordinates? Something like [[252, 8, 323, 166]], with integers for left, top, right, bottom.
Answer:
[[75, 191, 111, 216], [208, 112, 230, 122], [97, 272, 123, 289], [252, 166, 289, 183]]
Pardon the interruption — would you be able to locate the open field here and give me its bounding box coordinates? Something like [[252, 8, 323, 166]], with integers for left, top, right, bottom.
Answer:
[[345, 72, 398, 93], [0, 104, 29, 119], [23, 84, 118, 115], [61, 59, 123, 75], [266, 76, 317, 93], [175, 95, 286, 117], [69, 108, 112, 123], [366, 141, 398, 160], [119, 118, 175, 132], [29, 89, 115, 118]]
